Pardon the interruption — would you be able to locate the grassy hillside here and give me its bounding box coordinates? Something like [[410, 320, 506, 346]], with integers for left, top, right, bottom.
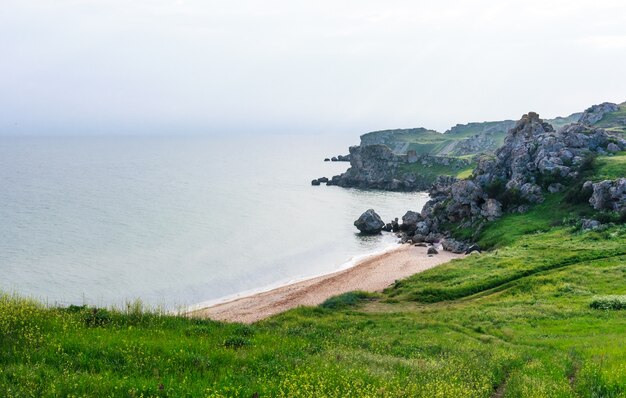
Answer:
[[1, 156, 625, 397], [359, 128, 443, 154], [398, 159, 476, 181], [595, 151, 626, 181], [359, 124, 507, 156]]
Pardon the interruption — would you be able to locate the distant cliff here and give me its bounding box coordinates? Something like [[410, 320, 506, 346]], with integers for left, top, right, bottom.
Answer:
[[326, 145, 472, 191], [322, 101, 625, 192]]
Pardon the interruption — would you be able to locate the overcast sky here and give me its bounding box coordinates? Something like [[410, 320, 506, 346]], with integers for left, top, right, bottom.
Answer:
[[1, 0, 626, 136]]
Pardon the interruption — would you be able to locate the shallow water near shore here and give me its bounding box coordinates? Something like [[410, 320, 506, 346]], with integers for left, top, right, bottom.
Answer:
[[0, 134, 428, 310]]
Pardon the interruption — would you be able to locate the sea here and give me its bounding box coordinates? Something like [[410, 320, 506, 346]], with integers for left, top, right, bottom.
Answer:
[[0, 134, 429, 311]]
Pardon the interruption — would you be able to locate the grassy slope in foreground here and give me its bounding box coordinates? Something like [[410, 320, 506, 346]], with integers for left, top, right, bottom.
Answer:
[[1, 157, 625, 397]]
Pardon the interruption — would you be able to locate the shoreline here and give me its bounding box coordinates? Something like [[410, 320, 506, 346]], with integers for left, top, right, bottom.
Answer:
[[184, 242, 402, 313], [188, 244, 463, 323]]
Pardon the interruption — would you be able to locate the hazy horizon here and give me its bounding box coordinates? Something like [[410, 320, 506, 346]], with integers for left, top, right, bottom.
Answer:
[[2, 0, 626, 136]]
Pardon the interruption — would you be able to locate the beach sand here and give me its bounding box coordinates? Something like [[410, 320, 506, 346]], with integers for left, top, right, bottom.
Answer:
[[189, 244, 463, 324]]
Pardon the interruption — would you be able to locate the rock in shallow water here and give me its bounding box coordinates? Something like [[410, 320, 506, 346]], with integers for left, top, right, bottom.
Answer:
[[354, 209, 385, 234]]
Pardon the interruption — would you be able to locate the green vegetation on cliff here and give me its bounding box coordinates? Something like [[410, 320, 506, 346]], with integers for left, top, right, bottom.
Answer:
[[1, 154, 625, 397], [595, 151, 626, 181], [398, 159, 475, 181]]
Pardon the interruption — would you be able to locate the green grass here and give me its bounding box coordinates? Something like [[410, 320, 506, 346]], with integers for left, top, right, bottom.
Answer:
[[397, 160, 476, 184], [320, 291, 379, 310], [476, 194, 594, 248], [590, 295, 626, 310], [594, 151, 626, 181], [456, 166, 474, 179], [1, 158, 626, 397]]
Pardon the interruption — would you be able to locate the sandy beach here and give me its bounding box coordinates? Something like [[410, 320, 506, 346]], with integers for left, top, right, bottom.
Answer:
[[189, 244, 463, 323]]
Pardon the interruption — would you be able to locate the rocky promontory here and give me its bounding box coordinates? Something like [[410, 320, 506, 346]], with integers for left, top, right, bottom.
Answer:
[[355, 108, 626, 253], [326, 144, 470, 191]]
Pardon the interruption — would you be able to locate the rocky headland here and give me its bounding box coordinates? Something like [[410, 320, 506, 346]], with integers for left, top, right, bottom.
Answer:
[[316, 101, 625, 193], [324, 145, 471, 191], [352, 106, 626, 254]]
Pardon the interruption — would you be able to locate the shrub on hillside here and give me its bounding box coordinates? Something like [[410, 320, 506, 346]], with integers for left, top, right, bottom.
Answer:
[[590, 296, 626, 310], [564, 181, 594, 205], [320, 291, 376, 310]]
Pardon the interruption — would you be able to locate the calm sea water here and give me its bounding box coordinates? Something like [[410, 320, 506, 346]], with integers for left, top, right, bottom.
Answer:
[[0, 134, 428, 310]]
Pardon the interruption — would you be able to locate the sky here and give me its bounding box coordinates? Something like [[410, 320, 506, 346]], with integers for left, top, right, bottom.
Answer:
[[1, 0, 626, 136]]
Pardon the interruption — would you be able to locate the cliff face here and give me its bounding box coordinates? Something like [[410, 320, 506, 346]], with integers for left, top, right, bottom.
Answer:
[[327, 144, 470, 191], [359, 128, 440, 150], [437, 131, 501, 156]]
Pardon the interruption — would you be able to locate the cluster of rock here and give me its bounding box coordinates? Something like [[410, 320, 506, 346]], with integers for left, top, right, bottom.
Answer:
[[311, 177, 329, 186], [353, 208, 480, 257], [423, 113, 624, 229], [325, 144, 470, 191], [353, 110, 626, 252], [353, 208, 480, 254], [324, 155, 351, 162]]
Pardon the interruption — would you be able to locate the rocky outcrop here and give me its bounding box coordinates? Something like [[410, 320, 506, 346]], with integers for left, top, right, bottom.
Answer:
[[393, 112, 626, 246], [328, 144, 470, 191], [400, 211, 420, 231], [480, 199, 502, 221], [329, 145, 403, 189], [588, 178, 626, 213], [579, 102, 619, 126], [354, 209, 385, 234], [311, 177, 329, 185], [581, 219, 601, 231], [608, 143, 620, 153], [329, 154, 351, 162], [473, 112, 626, 204], [442, 239, 468, 254]]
